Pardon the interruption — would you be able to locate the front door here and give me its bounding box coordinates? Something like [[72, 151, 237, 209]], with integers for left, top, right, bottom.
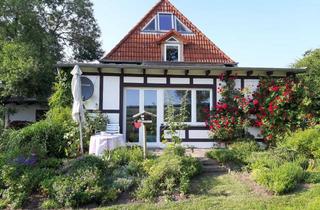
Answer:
[[124, 89, 158, 144]]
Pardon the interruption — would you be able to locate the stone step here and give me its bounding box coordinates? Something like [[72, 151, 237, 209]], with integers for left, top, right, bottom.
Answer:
[[198, 157, 220, 165], [202, 165, 228, 173]]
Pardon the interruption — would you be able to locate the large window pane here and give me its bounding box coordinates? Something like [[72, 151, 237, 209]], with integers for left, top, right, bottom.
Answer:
[[159, 14, 173, 31], [144, 90, 157, 142], [196, 90, 210, 122], [126, 89, 139, 142], [164, 90, 191, 122]]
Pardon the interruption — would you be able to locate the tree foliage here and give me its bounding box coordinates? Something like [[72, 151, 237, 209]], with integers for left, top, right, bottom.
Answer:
[[294, 49, 320, 114], [0, 0, 103, 101]]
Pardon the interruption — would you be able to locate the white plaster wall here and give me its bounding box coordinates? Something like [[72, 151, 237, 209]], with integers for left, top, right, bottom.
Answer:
[[103, 76, 120, 110], [6, 104, 47, 123], [247, 127, 263, 139], [235, 79, 241, 90], [170, 78, 190, 84], [147, 77, 167, 84], [193, 78, 214, 85], [83, 76, 99, 110], [189, 130, 210, 139], [124, 76, 144, 83]]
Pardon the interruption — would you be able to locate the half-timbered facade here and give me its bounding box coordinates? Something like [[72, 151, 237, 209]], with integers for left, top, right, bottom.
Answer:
[[57, 0, 305, 148]]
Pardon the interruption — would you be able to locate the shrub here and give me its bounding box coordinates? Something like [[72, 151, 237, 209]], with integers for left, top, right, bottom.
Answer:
[[206, 148, 236, 164], [5, 120, 66, 158], [0, 163, 55, 208], [230, 141, 261, 164], [135, 145, 201, 200], [40, 199, 60, 209], [252, 162, 304, 195], [46, 156, 116, 207], [280, 127, 320, 159]]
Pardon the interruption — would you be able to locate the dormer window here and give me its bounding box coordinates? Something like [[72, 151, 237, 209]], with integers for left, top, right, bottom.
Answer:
[[142, 13, 191, 33], [165, 44, 180, 62]]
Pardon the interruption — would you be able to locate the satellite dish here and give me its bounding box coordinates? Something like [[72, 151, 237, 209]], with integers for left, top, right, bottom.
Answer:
[[81, 77, 94, 101]]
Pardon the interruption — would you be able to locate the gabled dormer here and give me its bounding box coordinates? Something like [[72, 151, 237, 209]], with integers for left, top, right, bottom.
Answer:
[[102, 0, 236, 65]]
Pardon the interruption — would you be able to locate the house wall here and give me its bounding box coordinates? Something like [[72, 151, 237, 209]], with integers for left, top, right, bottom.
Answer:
[[82, 70, 262, 147], [5, 104, 48, 126]]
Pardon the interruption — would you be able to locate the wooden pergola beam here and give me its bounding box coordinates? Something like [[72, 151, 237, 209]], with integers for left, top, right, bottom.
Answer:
[[247, 70, 253, 76]]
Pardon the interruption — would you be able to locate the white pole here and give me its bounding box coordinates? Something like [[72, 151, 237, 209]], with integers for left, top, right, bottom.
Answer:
[[143, 123, 147, 159], [79, 115, 84, 155]]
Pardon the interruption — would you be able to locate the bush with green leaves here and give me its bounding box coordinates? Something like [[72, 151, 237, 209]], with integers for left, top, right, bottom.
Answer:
[[206, 141, 261, 166], [252, 162, 304, 195], [0, 160, 56, 208], [135, 145, 201, 200], [5, 120, 66, 158], [279, 126, 320, 159], [43, 156, 117, 208], [206, 148, 236, 164]]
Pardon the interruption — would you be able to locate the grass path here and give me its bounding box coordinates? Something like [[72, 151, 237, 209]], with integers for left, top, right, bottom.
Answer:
[[102, 173, 320, 210]]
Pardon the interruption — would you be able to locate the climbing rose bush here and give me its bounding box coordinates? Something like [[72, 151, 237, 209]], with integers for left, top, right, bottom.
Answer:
[[253, 77, 314, 141], [207, 75, 314, 142], [206, 74, 252, 140]]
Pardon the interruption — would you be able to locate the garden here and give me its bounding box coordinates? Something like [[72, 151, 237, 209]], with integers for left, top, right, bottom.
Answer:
[[1, 51, 320, 209]]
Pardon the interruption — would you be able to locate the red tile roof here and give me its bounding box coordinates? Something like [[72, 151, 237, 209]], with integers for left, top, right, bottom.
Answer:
[[102, 0, 236, 65]]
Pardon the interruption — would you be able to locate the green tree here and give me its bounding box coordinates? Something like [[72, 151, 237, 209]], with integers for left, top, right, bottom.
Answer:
[[294, 49, 320, 116], [0, 0, 103, 101]]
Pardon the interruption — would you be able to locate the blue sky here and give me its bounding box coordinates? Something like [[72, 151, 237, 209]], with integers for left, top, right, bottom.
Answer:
[[92, 0, 320, 67]]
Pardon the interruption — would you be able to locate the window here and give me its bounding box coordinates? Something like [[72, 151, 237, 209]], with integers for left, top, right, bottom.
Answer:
[[196, 90, 210, 122], [142, 13, 191, 33], [176, 19, 189, 33], [165, 44, 180, 62], [164, 90, 191, 122], [126, 89, 140, 143], [143, 18, 156, 31], [159, 14, 173, 31]]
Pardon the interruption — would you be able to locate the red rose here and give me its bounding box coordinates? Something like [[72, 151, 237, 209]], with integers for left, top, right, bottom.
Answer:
[[253, 99, 259, 106], [221, 103, 228, 109], [272, 86, 280, 92]]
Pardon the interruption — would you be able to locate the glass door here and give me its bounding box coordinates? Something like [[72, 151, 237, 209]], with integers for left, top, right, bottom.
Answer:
[[124, 89, 158, 143], [144, 90, 157, 142], [125, 89, 140, 143]]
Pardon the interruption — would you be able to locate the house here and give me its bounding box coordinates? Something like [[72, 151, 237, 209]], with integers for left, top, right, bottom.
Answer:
[[56, 0, 304, 148]]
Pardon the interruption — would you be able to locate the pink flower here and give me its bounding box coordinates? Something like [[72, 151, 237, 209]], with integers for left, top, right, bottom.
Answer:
[[253, 99, 259, 106]]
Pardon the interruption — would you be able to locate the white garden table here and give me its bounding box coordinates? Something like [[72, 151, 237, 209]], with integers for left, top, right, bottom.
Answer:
[[89, 133, 125, 156]]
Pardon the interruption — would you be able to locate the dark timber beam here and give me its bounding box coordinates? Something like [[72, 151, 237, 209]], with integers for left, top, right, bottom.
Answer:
[[266, 71, 273, 76], [164, 69, 168, 76], [286, 72, 296, 77], [206, 70, 211, 76], [247, 70, 253, 76], [185, 70, 189, 76]]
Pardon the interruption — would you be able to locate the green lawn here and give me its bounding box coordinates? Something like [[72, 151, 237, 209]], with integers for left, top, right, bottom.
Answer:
[[102, 173, 320, 210]]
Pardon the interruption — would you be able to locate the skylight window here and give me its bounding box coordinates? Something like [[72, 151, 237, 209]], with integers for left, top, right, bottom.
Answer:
[[142, 13, 192, 33]]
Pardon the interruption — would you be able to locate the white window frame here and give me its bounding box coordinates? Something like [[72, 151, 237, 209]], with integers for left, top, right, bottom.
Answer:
[[175, 17, 191, 33], [163, 88, 212, 124], [141, 12, 192, 34], [141, 17, 157, 32], [157, 12, 174, 32], [164, 43, 181, 62]]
